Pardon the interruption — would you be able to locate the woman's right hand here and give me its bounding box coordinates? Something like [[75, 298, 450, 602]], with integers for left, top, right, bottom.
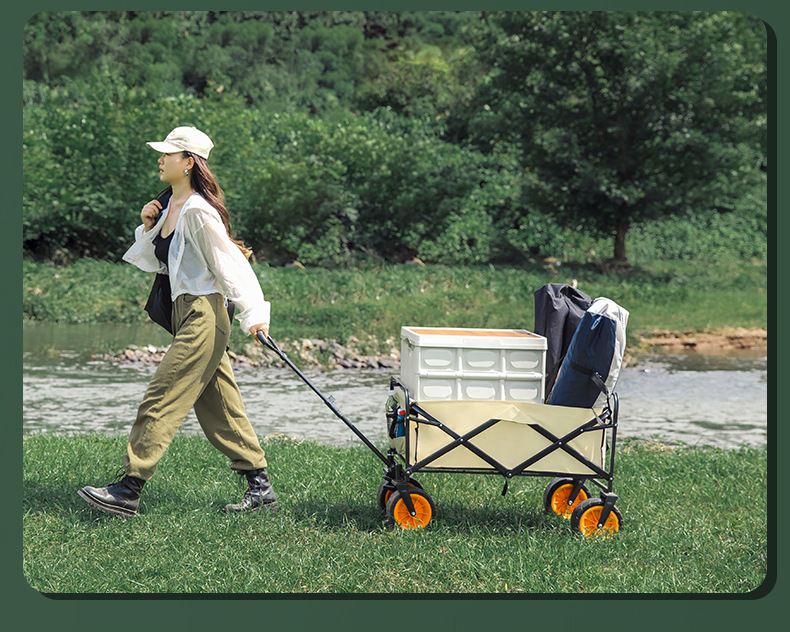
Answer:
[[141, 199, 163, 232]]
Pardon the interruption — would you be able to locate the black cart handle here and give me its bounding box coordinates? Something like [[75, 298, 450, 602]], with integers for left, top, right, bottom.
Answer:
[[254, 331, 389, 465], [256, 331, 278, 352]]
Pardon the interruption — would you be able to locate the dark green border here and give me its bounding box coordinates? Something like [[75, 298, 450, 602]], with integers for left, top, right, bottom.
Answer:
[[10, 1, 784, 630]]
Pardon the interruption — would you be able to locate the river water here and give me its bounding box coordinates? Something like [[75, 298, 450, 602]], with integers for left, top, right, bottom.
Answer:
[[22, 324, 769, 450]]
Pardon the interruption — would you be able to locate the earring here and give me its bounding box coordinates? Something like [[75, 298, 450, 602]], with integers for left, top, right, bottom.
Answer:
[[184, 169, 190, 176]]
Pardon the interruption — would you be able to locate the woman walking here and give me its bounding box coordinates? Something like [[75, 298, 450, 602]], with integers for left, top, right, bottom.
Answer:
[[78, 126, 276, 517]]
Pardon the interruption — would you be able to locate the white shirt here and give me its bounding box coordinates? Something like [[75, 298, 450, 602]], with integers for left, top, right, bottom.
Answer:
[[123, 193, 271, 334]]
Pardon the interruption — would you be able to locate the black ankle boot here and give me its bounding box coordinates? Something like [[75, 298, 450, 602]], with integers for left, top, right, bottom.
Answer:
[[223, 467, 277, 513], [78, 473, 145, 518]]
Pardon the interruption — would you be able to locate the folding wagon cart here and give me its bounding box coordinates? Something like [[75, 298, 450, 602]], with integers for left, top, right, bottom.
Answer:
[[257, 325, 624, 538], [379, 374, 622, 536]]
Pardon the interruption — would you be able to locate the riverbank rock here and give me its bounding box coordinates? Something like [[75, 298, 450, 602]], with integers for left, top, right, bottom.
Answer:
[[92, 344, 171, 365], [638, 327, 767, 353], [93, 328, 767, 370], [92, 337, 402, 371]]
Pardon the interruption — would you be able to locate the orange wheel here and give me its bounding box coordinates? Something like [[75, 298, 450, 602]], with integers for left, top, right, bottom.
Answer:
[[386, 489, 435, 530], [543, 478, 590, 519], [570, 498, 623, 538]]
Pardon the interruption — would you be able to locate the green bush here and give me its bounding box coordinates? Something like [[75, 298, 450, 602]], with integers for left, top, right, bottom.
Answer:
[[246, 155, 359, 267], [627, 189, 768, 263], [23, 77, 157, 259]]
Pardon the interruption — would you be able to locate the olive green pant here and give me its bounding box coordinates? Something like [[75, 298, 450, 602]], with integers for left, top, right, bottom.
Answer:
[[123, 293, 267, 480]]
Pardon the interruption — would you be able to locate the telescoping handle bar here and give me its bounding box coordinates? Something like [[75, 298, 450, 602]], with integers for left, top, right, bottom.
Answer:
[[256, 332, 389, 465]]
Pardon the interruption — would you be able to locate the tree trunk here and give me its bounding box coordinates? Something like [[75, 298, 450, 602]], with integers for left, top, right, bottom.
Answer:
[[613, 218, 630, 262]]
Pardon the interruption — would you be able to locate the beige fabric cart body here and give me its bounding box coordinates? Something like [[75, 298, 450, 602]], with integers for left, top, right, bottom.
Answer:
[[398, 400, 607, 476]]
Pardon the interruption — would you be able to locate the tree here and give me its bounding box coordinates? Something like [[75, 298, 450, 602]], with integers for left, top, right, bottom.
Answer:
[[472, 11, 767, 262]]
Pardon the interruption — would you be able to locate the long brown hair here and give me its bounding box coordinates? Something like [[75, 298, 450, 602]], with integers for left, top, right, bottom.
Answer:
[[160, 152, 252, 259]]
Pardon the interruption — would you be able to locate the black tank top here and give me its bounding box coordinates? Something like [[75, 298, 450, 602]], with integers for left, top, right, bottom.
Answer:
[[153, 231, 174, 265]]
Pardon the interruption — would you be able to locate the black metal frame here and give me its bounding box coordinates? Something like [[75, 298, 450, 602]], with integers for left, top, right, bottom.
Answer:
[[389, 376, 618, 499]]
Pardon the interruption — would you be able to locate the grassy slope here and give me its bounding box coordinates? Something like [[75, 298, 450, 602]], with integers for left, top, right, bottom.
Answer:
[[22, 258, 768, 355]]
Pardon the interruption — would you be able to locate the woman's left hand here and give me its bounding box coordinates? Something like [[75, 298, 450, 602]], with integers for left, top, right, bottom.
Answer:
[[250, 323, 270, 340]]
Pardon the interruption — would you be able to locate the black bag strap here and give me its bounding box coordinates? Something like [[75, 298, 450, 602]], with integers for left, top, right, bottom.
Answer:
[[569, 361, 610, 397], [156, 188, 173, 213]]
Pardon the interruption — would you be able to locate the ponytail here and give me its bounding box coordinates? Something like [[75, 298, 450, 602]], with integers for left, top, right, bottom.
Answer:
[[182, 152, 252, 259]]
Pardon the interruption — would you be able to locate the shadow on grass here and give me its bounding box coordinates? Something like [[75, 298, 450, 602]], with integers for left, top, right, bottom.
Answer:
[[24, 477, 570, 536], [215, 493, 566, 536], [24, 479, 99, 519], [428, 500, 566, 534]]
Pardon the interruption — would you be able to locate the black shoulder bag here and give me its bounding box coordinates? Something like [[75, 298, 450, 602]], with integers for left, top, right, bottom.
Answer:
[[143, 190, 236, 334]]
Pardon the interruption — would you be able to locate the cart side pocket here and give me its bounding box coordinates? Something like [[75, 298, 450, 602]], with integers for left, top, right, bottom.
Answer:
[[387, 376, 411, 457]]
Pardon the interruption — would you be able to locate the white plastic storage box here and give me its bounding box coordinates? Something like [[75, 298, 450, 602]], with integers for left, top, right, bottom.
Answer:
[[400, 327, 547, 403]]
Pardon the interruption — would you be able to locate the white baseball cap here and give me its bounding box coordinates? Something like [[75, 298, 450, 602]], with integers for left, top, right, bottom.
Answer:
[[146, 126, 214, 159]]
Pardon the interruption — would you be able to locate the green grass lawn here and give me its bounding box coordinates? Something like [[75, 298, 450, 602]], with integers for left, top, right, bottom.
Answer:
[[22, 433, 767, 595]]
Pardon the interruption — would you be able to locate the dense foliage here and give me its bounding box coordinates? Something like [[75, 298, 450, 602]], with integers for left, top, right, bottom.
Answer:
[[23, 11, 767, 267]]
